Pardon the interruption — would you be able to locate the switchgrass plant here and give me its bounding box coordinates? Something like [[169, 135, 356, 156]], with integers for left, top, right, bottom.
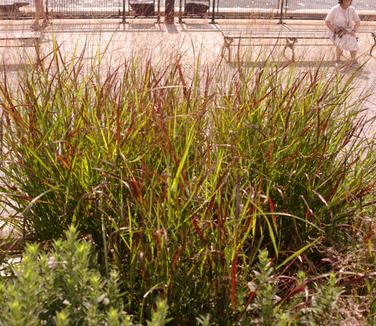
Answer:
[[0, 44, 375, 323]]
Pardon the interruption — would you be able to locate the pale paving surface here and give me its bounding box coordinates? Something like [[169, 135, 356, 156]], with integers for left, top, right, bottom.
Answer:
[[1, 18, 375, 120], [1, 18, 375, 242]]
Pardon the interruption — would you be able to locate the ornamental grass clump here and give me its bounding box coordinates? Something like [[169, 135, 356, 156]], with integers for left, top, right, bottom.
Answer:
[[0, 46, 375, 323]]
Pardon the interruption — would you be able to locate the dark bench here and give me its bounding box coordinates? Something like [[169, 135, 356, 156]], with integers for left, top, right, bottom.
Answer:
[[0, 2, 29, 15], [220, 29, 332, 62], [178, 0, 209, 23], [184, 0, 209, 15], [129, 0, 155, 17]]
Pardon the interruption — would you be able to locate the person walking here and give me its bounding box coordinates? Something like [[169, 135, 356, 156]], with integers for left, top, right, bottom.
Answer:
[[31, 0, 48, 30], [325, 0, 361, 65]]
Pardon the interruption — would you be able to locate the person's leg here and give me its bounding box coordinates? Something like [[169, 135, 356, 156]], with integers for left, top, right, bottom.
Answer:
[[31, 0, 41, 28], [40, 0, 48, 26], [350, 50, 358, 64], [32, 0, 47, 29], [335, 47, 343, 62]]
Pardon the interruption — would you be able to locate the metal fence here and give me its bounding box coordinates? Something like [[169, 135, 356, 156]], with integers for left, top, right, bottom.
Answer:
[[282, 0, 374, 12], [0, 0, 375, 21], [46, 0, 122, 17]]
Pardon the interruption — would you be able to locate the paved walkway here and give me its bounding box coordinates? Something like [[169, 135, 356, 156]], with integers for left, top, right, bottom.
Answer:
[[1, 18, 375, 126], [1, 18, 375, 122], [0, 19, 376, 116]]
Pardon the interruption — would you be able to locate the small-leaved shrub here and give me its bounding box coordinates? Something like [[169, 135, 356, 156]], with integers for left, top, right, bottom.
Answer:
[[241, 250, 345, 325], [0, 227, 169, 325]]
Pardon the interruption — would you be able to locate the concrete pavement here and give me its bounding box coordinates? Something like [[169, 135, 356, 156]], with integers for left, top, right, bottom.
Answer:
[[1, 18, 375, 126], [0, 18, 375, 124]]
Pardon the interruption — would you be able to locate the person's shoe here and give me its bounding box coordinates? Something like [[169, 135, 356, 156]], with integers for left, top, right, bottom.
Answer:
[[350, 61, 361, 69], [30, 23, 40, 31], [41, 20, 49, 28], [335, 59, 342, 68]]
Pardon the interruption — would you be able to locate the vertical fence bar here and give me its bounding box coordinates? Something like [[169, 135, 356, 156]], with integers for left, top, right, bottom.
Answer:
[[165, 0, 175, 23], [210, 0, 216, 24], [45, 0, 49, 20], [178, 0, 183, 23], [278, 0, 284, 24], [157, 0, 161, 23], [284, 0, 288, 17], [122, 0, 127, 23]]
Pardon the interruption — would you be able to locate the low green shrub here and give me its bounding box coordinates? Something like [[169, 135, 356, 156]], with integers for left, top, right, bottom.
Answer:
[[241, 250, 345, 325], [0, 227, 170, 325], [0, 242, 351, 325]]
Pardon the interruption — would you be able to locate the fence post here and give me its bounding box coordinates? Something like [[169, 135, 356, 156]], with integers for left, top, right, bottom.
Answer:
[[178, 0, 182, 23], [278, 0, 284, 24], [165, 0, 175, 23], [122, 0, 127, 23], [209, 0, 216, 24], [157, 0, 161, 23], [45, 0, 49, 20]]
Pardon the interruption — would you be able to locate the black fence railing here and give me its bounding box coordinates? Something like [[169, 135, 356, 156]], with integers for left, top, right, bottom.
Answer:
[[282, 0, 374, 12], [46, 0, 122, 17], [0, 0, 375, 21]]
